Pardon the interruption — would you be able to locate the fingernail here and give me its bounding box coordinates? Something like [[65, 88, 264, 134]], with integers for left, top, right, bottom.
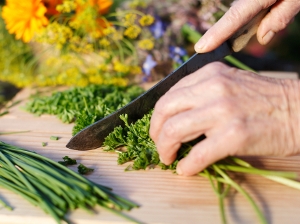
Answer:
[[194, 40, 206, 52], [262, 31, 275, 45], [159, 156, 165, 164], [176, 166, 183, 175]]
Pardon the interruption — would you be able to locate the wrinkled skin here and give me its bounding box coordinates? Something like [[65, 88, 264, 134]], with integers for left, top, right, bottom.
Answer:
[[150, 0, 300, 176], [150, 62, 300, 176], [195, 0, 300, 52]]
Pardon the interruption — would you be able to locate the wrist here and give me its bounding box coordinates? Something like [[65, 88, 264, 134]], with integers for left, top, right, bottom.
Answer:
[[282, 78, 300, 155]]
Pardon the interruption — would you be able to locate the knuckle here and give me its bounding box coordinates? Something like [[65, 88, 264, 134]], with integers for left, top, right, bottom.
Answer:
[[215, 99, 236, 117], [163, 119, 180, 139], [212, 77, 229, 94], [154, 97, 169, 115], [226, 6, 243, 25], [228, 119, 250, 149], [205, 62, 228, 72]]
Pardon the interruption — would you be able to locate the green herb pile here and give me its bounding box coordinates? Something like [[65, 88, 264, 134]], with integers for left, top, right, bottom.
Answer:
[[24, 84, 144, 135], [103, 111, 300, 224], [0, 141, 139, 224]]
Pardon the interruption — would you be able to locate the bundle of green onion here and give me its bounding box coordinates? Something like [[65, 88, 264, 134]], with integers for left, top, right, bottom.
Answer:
[[0, 141, 139, 224]]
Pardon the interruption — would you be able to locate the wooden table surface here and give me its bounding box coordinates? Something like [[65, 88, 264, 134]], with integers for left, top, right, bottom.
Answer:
[[1, 72, 300, 224]]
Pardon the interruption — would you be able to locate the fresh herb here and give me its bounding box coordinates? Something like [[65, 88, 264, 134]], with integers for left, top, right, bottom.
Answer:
[[103, 112, 300, 224], [42, 142, 47, 147], [0, 110, 8, 117], [0, 131, 30, 135], [0, 141, 139, 224], [24, 85, 144, 135], [50, 136, 59, 141], [78, 163, 94, 175], [58, 156, 77, 166]]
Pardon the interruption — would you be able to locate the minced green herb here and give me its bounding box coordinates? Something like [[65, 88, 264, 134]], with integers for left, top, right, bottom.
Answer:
[[103, 111, 300, 224], [58, 156, 77, 166], [0, 141, 139, 224], [42, 142, 47, 147], [24, 84, 144, 135], [78, 163, 94, 175], [50, 136, 59, 141]]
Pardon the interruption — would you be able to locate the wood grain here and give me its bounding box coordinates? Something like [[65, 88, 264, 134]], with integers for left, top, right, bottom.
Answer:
[[1, 72, 300, 224]]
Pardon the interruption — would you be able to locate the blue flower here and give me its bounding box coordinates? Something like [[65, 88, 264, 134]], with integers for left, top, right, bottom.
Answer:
[[169, 46, 187, 57], [169, 46, 187, 64], [149, 18, 164, 39], [143, 55, 157, 76]]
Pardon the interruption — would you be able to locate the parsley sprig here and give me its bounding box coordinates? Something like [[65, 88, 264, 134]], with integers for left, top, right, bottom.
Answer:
[[103, 111, 300, 224]]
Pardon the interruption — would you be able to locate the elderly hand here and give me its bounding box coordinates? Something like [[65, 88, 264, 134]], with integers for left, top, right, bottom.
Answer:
[[150, 62, 300, 176], [195, 0, 300, 53]]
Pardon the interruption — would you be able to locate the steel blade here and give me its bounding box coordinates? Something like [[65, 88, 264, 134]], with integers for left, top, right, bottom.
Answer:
[[66, 42, 232, 150]]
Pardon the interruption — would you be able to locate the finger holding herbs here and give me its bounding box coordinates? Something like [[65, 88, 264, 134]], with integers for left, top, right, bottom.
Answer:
[[103, 112, 300, 224]]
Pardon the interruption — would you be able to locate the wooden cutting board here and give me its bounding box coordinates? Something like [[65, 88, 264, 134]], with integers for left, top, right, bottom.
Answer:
[[1, 71, 300, 224]]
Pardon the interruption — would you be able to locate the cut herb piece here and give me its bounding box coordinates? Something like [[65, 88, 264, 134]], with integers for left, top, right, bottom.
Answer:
[[78, 164, 94, 175], [0, 141, 139, 224], [58, 156, 77, 166], [103, 112, 300, 224], [42, 142, 47, 147], [50, 136, 59, 141]]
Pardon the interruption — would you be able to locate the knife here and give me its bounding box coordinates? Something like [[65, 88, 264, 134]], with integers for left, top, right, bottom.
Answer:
[[66, 9, 269, 151]]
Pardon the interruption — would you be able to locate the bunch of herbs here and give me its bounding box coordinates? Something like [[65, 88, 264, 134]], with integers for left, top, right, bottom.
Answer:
[[0, 141, 139, 224]]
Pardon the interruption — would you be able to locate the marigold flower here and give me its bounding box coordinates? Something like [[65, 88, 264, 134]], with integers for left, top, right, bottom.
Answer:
[[2, 0, 49, 43]]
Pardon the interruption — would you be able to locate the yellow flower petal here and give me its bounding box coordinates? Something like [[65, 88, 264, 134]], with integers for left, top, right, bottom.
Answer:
[[2, 0, 49, 42]]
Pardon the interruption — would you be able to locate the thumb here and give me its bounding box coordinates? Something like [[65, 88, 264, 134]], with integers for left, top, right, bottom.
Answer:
[[257, 0, 300, 45]]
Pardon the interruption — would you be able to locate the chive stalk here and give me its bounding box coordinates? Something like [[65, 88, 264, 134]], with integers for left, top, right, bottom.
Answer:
[[0, 141, 140, 224]]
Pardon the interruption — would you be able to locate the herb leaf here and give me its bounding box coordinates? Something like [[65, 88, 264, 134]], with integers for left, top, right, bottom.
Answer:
[[58, 156, 77, 166], [78, 164, 94, 174]]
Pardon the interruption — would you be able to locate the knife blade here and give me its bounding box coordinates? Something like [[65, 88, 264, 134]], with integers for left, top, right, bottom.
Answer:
[[66, 42, 232, 150], [66, 9, 270, 150]]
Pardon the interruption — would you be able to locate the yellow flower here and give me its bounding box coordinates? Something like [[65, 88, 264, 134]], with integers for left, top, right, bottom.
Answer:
[[124, 25, 141, 39], [56, 0, 76, 13], [139, 15, 154, 26], [2, 0, 49, 43], [99, 38, 110, 47], [130, 65, 142, 75], [113, 61, 130, 73], [123, 13, 137, 27], [138, 39, 154, 50]]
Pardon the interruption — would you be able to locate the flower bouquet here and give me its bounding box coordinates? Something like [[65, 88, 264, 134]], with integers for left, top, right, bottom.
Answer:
[[0, 0, 232, 88]]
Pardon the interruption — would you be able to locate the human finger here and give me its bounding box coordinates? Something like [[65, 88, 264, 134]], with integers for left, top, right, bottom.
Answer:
[[155, 101, 234, 165], [257, 0, 300, 45], [176, 122, 247, 176], [194, 0, 276, 53], [167, 62, 229, 94]]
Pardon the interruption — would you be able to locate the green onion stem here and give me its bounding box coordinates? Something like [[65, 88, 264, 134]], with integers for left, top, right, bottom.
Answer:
[[212, 164, 267, 224]]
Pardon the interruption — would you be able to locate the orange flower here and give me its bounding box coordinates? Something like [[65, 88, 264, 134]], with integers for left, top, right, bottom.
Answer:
[[42, 0, 63, 16], [77, 0, 113, 15], [2, 0, 49, 43]]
